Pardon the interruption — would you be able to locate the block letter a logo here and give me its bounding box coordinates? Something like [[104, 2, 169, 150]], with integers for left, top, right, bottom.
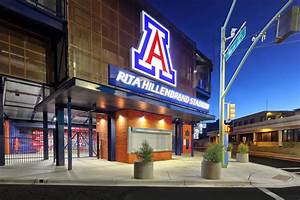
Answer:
[[131, 11, 177, 87]]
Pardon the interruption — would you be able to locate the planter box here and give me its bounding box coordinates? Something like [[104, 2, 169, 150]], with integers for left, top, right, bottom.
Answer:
[[201, 160, 221, 179], [134, 161, 153, 179], [236, 153, 249, 163], [227, 151, 232, 159]]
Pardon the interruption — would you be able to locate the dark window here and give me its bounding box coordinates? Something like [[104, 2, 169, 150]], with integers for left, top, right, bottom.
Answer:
[[271, 132, 278, 142], [250, 118, 255, 124], [23, 0, 65, 18], [238, 121, 242, 126], [295, 129, 300, 142], [233, 122, 237, 127], [244, 120, 248, 125], [283, 129, 296, 142]]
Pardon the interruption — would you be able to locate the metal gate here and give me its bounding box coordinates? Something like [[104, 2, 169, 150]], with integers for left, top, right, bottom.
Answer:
[[63, 131, 99, 158], [4, 130, 46, 165]]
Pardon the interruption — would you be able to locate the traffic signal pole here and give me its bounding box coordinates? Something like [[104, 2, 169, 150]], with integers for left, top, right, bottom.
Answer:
[[219, 0, 293, 168], [219, 0, 236, 168]]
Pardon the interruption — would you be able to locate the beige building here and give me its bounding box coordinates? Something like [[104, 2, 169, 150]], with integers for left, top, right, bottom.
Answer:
[[231, 109, 300, 147]]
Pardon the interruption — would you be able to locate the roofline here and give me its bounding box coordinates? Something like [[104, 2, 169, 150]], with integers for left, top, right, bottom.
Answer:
[[195, 49, 213, 68], [232, 109, 295, 121]]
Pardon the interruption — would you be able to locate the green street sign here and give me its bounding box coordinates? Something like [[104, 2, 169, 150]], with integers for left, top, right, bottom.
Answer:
[[225, 24, 246, 61]]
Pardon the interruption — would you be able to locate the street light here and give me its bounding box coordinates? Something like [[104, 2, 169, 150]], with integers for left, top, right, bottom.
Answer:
[[219, 0, 293, 168]]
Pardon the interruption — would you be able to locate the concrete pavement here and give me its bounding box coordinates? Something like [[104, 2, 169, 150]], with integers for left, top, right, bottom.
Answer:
[[0, 154, 299, 188]]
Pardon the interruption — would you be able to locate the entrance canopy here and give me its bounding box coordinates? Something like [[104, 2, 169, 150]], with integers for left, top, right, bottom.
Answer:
[[35, 78, 215, 122]]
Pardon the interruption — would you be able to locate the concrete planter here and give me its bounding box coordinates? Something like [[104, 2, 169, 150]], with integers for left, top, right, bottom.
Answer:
[[227, 151, 232, 159], [201, 160, 221, 179], [134, 161, 153, 179], [236, 153, 249, 163]]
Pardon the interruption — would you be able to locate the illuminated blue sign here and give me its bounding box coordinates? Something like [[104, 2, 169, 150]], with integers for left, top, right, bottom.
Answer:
[[131, 11, 177, 87], [109, 65, 209, 112]]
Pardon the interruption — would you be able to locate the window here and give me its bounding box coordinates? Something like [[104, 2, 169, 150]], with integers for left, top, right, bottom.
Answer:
[[256, 132, 278, 142], [24, 0, 65, 18], [128, 127, 172, 153], [295, 129, 300, 142], [250, 118, 255, 124], [283, 129, 295, 142], [271, 132, 278, 142], [244, 120, 248, 125]]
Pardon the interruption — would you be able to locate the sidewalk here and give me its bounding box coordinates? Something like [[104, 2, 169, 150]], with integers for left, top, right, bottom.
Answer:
[[0, 155, 299, 188], [250, 151, 300, 162]]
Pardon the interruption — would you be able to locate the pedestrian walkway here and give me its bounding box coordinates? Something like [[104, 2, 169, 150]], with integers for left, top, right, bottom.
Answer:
[[0, 154, 299, 188]]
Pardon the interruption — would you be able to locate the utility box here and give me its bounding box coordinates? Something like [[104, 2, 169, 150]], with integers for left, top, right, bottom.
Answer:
[[276, 6, 300, 43]]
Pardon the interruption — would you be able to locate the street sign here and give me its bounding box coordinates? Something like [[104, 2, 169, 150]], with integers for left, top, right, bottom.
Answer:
[[225, 22, 247, 61]]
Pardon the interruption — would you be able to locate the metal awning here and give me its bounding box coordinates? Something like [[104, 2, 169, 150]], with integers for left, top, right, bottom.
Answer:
[[3, 78, 96, 125], [35, 78, 215, 122]]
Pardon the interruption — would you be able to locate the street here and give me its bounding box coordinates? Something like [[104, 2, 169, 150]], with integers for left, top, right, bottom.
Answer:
[[0, 184, 297, 200], [250, 156, 300, 176]]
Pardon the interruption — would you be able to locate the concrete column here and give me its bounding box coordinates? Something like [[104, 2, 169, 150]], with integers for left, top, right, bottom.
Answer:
[[88, 112, 93, 157], [55, 105, 65, 166], [0, 77, 4, 166], [43, 111, 49, 160], [107, 113, 116, 161], [253, 132, 256, 145], [278, 130, 283, 147]]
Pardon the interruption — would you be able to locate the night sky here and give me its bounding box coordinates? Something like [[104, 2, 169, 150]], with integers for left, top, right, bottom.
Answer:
[[147, 0, 300, 119]]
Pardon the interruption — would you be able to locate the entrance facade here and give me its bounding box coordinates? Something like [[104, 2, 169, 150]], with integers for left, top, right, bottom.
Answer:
[[0, 0, 214, 168]]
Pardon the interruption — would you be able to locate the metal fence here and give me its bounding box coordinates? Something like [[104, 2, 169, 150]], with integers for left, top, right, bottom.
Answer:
[[4, 136, 44, 165]]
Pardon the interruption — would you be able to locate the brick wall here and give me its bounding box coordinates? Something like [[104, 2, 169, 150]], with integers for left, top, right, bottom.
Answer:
[[96, 114, 108, 159], [115, 109, 173, 163]]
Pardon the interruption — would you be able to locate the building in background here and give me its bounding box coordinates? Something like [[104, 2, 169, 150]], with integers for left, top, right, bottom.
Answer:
[[0, 0, 214, 166], [231, 109, 300, 147]]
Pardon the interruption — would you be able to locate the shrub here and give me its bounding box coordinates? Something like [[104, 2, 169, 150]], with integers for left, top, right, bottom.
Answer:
[[238, 143, 249, 154], [203, 143, 224, 163], [136, 140, 153, 162], [227, 143, 233, 152]]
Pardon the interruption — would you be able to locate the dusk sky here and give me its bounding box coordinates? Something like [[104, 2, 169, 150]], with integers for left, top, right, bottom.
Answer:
[[147, 0, 300, 119]]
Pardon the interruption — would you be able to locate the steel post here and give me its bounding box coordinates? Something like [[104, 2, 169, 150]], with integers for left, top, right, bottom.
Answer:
[[88, 112, 93, 157], [43, 111, 49, 160], [0, 77, 4, 166], [107, 113, 116, 161], [67, 97, 72, 170], [55, 105, 64, 166]]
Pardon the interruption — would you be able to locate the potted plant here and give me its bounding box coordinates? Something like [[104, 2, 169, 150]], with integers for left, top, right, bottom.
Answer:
[[201, 143, 224, 179], [236, 143, 249, 163], [134, 140, 154, 179], [227, 143, 233, 159]]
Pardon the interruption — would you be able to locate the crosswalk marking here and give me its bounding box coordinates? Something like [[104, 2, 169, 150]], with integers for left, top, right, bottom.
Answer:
[[257, 187, 285, 200]]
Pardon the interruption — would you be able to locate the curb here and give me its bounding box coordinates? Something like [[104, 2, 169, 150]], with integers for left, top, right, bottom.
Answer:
[[0, 178, 252, 188]]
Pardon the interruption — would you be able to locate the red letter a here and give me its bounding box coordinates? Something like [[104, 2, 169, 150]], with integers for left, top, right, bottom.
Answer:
[[145, 31, 167, 72]]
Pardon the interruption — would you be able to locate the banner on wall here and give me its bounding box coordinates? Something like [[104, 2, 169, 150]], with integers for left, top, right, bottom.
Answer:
[[108, 65, 209, 112]]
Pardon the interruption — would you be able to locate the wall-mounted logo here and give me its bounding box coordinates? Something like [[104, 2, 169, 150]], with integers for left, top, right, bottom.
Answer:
[[131, 11, 177, 87]]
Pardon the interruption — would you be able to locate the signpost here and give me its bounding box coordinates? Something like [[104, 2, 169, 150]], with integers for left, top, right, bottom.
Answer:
[[219, 0, 293, 168], [225, 22, 247, 61]]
